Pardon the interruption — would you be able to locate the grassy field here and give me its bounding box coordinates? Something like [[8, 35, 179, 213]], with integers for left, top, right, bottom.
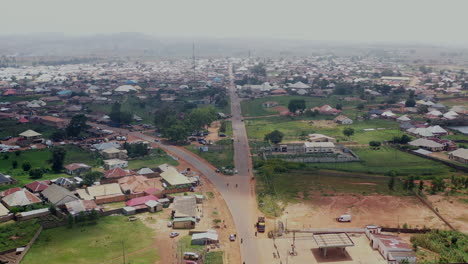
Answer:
[[22, 216, 158, 264], [0, 145, 97, 190], [205, 251, 224, 264], [128, 149, 179, 170], [241, 95, 362, 117], [309, 146, 455, 176], [0, 120, 59, 139], [0, 95, 41, 103], [0, 220, 40, 252], [86, 95, 152, 124], [186, 139, 234, 170], [246, 116, 402, 144]]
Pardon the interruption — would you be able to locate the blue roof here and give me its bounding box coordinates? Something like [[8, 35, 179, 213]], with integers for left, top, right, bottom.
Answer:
[[125, 80, 137, 84], [57, 90, 72, 95]]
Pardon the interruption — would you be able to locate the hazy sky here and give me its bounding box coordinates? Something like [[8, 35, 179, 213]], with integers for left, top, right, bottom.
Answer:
[[2, 0, 468, 44]]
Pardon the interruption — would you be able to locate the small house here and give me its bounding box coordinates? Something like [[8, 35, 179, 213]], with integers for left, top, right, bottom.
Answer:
[[261, 101, 279, 108], [304, 142, 335, 153], [103, 159, 128, 170], [449, 148, 468, 164], [191, 231, 219, 245], [173, 217, 196, 229], [334, 115, 353, 125], [65, 163, 91, 176]]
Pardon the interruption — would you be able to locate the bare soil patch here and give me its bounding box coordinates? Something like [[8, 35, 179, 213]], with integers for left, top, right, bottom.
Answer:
[[426, 194, 468, 232], [275, 195, 447, 231], [303, 120, 337, 129]]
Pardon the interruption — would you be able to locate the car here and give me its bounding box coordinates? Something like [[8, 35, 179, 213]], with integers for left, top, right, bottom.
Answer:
[[219, 133, 226, 137], [229, 234, 236, 241], [170, 232, 180, 238], [167, 221, 173, 227], [128, 216, 137, 221], [234, 169, 238, 174]]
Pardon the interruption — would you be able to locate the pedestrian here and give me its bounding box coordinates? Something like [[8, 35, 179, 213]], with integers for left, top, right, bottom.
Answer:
[[241, 238, 243, 244], [227, 183, 229, 187], [255, 231, 257, 237], [235, 184, 238, 188]]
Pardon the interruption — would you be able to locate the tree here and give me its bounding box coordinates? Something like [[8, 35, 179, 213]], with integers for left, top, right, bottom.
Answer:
[[431, 178, 446, 193], [251, 63, 266, 77], [186, 106, 218, 131], [335, 103, 343, 110], [29, 168, 44, 179], [109, 102, 122, 124], [67, 214, 75, 228], [343, 127, 355, 138], [49, 147, 66, 173], [264, 130, 284, 144], [405, 98, 416, 107], [66, 114, 88, 137], [369, 141, 381, 149], [388, 175, 395, 191], [417, 105, 429, 114], [407, 176, 415, 191], [154, 108, 176, 128], [51, 130, 66, 141], [82, 171, 103, 186], [288, 99, 306, 113], [356, 104, 365, 111], [11, 160, 18, 169], [22, 162, 31, 171], [418, 180, 424, 192], [162, 123, 189, 142]]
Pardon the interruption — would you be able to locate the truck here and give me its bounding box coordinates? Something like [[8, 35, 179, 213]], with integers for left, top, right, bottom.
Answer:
[[257, 216, 266, 232], [337, 214, 352, 222]]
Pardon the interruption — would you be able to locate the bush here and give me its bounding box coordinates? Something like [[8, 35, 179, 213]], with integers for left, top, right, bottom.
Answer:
[[29, 168, 45, 179], [22, 162, 32, 171]]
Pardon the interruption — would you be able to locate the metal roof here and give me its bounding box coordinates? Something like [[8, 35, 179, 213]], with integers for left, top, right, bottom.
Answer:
[[313, 233, 354, 248]]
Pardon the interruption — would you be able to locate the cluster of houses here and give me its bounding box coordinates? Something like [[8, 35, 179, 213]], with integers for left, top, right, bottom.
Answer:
[[0, 163, 201, 226]]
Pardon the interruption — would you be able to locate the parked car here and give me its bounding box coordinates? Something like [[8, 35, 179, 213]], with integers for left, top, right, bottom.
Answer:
[[167, 221, 173, 227], [170, 232, 180, 238], [229, 234, 236, 241]]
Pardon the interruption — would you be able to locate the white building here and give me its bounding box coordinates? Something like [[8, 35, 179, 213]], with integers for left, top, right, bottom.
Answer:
[[304, 142, 335, 153]]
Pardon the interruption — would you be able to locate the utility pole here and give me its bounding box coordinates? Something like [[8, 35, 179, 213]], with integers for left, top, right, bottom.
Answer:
[[192, 42, 196, 83]]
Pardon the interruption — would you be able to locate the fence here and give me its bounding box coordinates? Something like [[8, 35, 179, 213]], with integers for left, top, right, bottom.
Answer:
[[414, 193, 456, 230], [381, 227, 431, 233], [14, 226, 43, 264], [265, 146, 360, 163]]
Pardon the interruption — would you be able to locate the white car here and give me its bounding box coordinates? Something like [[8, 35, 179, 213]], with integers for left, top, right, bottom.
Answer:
[[229, 234, 236, 241], [167, 221, 173, 227], [170, 232, 180, 238]]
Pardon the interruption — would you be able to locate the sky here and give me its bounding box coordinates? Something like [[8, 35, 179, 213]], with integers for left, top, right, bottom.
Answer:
[[1, 0, 468, 44]]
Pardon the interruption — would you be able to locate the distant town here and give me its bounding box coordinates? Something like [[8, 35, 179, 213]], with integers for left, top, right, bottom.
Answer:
[[0, 47, 466, 264]]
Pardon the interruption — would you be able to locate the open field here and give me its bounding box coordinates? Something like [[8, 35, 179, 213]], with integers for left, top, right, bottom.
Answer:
[[426, 194, 468, 232], [241, 95, 362, 117], [310, 147, 455, 176], [186, 139, 234, 170], [22, 216, 158, 264], [276, 195, 446, 231], [246, 116, 402, 144], [0, 220, 40, 252], [0, 145, 97, 190], [0, 95, 41, 103], [0, 120, 59, 139], [127, 149, 179, 170]]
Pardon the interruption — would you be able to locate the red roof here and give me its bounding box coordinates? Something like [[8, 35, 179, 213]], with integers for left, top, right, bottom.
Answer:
[[3, 89, 17, 96], [25, 181, 50, 193], [104, 168, 134, 178], [125, 195, 158, 207], [0, 187, 22, 197], [18, 117, 29, 123], [65, 163, 91, 171]]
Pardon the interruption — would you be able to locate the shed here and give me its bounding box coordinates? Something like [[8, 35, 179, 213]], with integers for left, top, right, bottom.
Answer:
[[191, 231, 219, 245], [145, 200, 162, 213], [173, 217, 196, 229], [313, 233, 354, 257], [122, 206, 136, 215]]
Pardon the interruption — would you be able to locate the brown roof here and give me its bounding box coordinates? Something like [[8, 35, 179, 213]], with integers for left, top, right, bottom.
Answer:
[[65, 163, 91, 171], [25, 181, 50, 193], [104, 168, 135, 178]]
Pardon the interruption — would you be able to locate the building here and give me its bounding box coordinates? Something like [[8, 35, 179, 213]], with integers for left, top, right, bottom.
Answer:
[[369, 233, 415, 263], [38, 116, 69, 128], [191, 231, 219, 245], [261, 101, 279, 108], [173, 195, 197, 218], [304, 142, 335, 153], [65, 200, 99, 216], [160, 167, 191, 187], [64, 163, 91, 176], [2, 189, 42, 208], [41, 184, 79, 206], [0, 173, 14, 186], [103, 159, 128, 170], [308, 134, 336, 143], [17, 129, 43, 146], [101, 147, 128, 159], [25, 181, 50, 193], [172, 217, 196, 229], [334, 115, 353, 125], [87, 183, 123, 199], [408, 138, 444, 152], [126, 195, 158, 207], [449, 148, 468, 164]]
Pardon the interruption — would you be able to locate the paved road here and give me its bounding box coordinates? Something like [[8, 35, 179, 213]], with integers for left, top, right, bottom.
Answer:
[[90, 65, 259, 263]]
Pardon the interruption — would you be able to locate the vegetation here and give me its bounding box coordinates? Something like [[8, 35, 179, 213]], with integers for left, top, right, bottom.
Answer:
[[0, 220, 41, 252], [205, 251, 224, 264], [127, 148, 179, 170], [49, 147, 67, 172], [264, 130, 284, 144], [0, 119, 59, 139], [124, 142, 150, 158], [287, 99, 306, 113], [410, 230, 468, 263], [65, 114, 89, 138], [186, 139, 234, 170], [22, 216, 158, 264]]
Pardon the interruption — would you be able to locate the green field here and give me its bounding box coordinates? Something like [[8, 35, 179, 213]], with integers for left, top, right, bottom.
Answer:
[[0, 95, 41, 103], [241, 95, 361, 117], [246, 116, 402, 144], [86, 95, 152, 124], [186, 139, 234, 170], [0, 120, 59, 139], [128, 149, 179, 170], [0, 145, 97, 190], [22, 216, 158, 264], [205, 251, 224, 264], [309, 146, 455, 176], [0, 220, 40, 252]]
